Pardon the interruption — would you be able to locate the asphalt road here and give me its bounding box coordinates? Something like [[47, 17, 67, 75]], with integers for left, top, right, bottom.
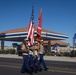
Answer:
[[0, 57, 76, 75]]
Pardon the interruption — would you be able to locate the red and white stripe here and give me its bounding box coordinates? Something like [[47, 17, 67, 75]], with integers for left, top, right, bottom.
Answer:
[[27, 20, 34, 46]]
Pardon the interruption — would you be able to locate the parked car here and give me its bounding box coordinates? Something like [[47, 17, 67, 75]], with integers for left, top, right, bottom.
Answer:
[[51, 49, 57, 53]]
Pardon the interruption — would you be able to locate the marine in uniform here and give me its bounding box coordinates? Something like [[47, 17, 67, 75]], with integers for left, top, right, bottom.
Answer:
[[38, 40, 48, 71], [21, 39, 32, 74], [33, 42, 42, 72], [29, 45, 37, 73]]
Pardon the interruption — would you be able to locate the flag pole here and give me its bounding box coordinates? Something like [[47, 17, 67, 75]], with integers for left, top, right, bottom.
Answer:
[[73, 37, 74, 51]]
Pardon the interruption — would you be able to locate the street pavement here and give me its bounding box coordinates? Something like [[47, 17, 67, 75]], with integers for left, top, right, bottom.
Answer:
[[0, 54, 76, 62], [0, 54, 76, 75]]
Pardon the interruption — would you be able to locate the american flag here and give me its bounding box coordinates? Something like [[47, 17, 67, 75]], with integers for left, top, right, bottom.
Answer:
[[36, 8, 42, 42], [27, 6, 34, 46]]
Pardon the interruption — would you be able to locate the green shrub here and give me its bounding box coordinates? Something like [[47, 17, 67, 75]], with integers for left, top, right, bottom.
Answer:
[[46, 52, 56, 56], [74, 51, 76, 56], [0, 49, 15, 54], [50, 53, 56, 56], [0, 50, 4, 54], [4, 50, 9, 54], [70, 50, 76, 57], [62, 52, 70, 56], [56, 53, 62, 56], [46, 52, 51, 56], [9, 49, 15, 54]]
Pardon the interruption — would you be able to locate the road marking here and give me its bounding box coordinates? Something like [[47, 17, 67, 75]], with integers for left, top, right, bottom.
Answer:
[[49, 66, 76, 71], [48, 69, 76, 74], [0, 62, 22, 67], [0, 64, 21, 69]]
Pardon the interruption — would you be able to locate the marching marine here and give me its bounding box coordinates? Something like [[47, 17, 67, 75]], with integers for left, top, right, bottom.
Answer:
[[29, 44, 37, 73], [33, 41, 42, 72], [21, 39, 32, 74], [38, 40, 48, 71]]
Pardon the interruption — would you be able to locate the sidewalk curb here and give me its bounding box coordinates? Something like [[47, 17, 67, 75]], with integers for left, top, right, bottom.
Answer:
[[0, 54, 76, 62]]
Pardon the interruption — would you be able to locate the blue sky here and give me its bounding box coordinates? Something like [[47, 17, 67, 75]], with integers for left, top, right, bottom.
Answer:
[[0, 0, 76, 46]]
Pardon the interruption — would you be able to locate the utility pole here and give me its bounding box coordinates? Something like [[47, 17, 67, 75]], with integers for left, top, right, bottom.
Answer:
[[73, 26, 76, 50]]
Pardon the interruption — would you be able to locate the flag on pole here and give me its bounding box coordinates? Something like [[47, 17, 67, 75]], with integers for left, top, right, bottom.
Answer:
[[27, 6, 34, 46], [36, 8, 42, 42]]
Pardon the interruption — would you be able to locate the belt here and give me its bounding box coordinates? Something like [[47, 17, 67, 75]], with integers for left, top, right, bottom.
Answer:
[[22, 53, 28, 55], [39, 52, 43, 54], [29, 50, 33, 55]]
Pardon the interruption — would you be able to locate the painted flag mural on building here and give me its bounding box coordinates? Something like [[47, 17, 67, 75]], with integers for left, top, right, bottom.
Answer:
[[27, 6, 34, 46], [73, 33, 76, 46], [36, 8, 42, 42]]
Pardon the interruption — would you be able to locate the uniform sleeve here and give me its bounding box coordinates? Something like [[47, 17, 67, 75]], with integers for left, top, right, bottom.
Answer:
[[38, 43, 40, 50], [21, 44, 26, 51]]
